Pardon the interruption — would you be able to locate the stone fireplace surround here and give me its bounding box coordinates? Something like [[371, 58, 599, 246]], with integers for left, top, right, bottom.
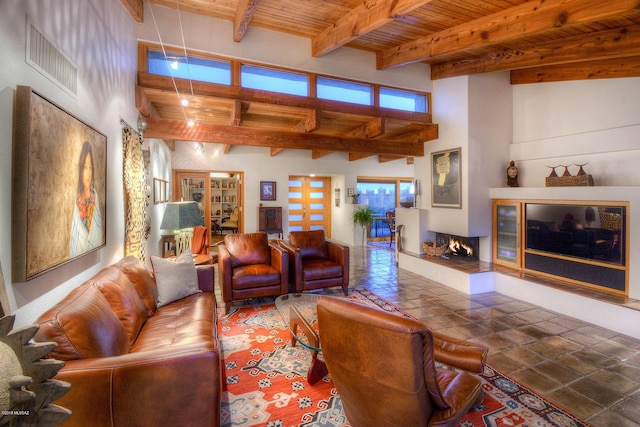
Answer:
[[394, 186, 640, 341]]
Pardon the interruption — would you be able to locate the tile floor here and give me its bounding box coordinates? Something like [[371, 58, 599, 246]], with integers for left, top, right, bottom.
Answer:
[[349, 245, 640, 426], [215, 243, 640, 426]]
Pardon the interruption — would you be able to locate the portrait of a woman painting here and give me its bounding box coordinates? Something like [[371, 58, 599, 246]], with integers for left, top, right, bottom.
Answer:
[[69, 141, 104, 257]]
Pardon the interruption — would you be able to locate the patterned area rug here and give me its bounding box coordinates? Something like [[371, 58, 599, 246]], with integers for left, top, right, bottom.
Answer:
[[219, 287, 590, 427]]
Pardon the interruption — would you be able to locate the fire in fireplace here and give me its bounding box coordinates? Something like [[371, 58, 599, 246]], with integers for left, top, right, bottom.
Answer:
[[436, 233, 479, 260]]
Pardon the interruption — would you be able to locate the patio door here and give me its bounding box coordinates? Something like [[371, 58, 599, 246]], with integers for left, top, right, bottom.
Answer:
[[288, 176, 331, 236]]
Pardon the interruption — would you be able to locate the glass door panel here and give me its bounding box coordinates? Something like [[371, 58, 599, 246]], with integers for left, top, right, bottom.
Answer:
[[288, 176, 331, 235]]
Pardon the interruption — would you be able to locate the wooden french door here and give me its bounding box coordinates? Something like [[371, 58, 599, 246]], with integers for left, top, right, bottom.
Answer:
[[288, 176, 331, 236]]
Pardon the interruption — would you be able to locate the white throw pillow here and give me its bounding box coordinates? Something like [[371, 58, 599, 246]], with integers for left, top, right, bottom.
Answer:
[[151, 249, 201, 307]]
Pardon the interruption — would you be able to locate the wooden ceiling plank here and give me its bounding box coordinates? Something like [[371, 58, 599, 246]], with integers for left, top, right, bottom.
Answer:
[[312, 0, 434, 57], [510, 55, 640, 84], [233, 0, 261, 42], [138, 72, 432, 123], [377, 0, 640, 69], [431, 25, 640, 79], [120, 0, 144, 23], [144, 117, 425, 156]]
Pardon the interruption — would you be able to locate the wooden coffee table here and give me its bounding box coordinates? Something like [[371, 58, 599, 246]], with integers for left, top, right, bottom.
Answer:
[[274, 293, 327, 385]]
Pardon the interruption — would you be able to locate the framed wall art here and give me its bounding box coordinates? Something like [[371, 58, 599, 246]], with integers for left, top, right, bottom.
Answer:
[[260, 181, 276, 201], [431, 147, 461, 208], [13, 86, 107, 281]]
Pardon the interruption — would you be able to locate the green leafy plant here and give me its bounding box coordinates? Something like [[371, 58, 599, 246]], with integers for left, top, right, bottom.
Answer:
[[352, 205, 375, 246]]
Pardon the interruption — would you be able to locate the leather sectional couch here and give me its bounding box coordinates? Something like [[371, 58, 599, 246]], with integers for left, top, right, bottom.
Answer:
[[33, 256, 221, 427]]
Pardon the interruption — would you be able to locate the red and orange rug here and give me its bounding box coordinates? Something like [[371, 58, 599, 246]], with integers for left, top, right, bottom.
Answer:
[[219, 287, 590, 427]]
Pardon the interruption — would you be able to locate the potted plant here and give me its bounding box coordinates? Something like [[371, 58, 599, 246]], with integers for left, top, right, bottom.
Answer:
[[353, 205, 375, 246]]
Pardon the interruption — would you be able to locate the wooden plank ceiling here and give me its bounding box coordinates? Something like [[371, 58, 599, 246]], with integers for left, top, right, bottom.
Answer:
[[124, 0, 640, 159]]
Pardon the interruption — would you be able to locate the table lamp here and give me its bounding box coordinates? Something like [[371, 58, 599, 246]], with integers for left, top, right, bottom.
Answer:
[[160, 201, 204, 255]]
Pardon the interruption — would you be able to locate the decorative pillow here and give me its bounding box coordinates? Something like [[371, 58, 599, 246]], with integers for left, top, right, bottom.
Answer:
[[151, 249, 201, 308]]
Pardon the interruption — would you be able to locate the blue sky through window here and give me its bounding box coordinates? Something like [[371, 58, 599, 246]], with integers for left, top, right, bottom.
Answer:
[[241, 65, 308, 96], [148, 50, 231, 85]]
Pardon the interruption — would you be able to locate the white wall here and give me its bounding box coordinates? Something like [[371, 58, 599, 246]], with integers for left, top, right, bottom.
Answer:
[[414, 72, 512, 262], [511, 78, 640, 186], [0, 0, 138, 326], [169, 142, 413, 246]]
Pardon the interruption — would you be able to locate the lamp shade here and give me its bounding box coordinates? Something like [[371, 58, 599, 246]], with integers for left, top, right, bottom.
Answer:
[[160, 201, 204, 230]]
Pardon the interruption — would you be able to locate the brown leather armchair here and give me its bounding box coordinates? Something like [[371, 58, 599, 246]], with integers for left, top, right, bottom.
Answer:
[[317, 296, 486, 427], [279, 230, 349, 295], [218, 232, 288, 313]]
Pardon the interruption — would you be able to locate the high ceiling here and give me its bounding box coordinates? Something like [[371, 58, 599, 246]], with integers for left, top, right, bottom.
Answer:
[[122, 0, 640, 160]]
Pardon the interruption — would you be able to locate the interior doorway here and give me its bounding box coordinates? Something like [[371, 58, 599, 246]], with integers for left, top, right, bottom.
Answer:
[[287, 176, 332, 237]]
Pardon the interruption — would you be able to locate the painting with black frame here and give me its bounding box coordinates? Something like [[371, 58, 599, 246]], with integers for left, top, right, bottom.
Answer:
[[431, 148, 461, 208], [12, 86, 107, 281], [260, 181, 276, 201]]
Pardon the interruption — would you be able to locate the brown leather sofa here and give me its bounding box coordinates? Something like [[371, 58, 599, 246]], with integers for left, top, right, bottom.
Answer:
[[33, 256, 221, 427], [279, 230, 349, 295], [218, 232, 288, 313], [317, 296, 486, 427]]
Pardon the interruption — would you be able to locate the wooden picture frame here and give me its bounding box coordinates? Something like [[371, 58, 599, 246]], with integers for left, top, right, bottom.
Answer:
[[431, 148, 461, 208], [260, 181, 276, 201], [13, 86, 107, 281]]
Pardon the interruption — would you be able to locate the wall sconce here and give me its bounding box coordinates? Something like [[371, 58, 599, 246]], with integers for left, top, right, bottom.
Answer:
[[137, 115, 147, 136], [335, 186, 341, 207]]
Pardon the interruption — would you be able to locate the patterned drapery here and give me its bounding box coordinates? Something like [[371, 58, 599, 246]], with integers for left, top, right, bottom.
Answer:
[[122, 125, 150, 261]]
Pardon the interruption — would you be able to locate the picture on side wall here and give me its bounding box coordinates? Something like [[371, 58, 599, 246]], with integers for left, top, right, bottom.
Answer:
[[260, 181, 276, 201], [12, 86, 107, 281], [431, 148, 461, 208]]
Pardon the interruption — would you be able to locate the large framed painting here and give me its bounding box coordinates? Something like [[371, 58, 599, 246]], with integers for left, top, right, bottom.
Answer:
[[431, 148, 461, 208], [13, 86, 107, 281]]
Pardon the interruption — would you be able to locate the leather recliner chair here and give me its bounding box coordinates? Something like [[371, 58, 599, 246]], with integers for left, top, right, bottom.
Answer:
[[279, 230, 349, 295], [218, 232, 288, 313], [317, 296, 486, 427]]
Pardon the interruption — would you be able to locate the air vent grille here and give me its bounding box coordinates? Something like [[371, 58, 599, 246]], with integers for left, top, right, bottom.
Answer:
[[27, 24, 77, 95]]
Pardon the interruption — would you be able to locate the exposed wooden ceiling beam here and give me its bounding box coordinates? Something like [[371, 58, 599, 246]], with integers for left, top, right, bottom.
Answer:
[[312, 150, 333, 159], [163, 139, 175, 151], [144, 117, 425, 156], [138, 73, 432, 123], [230, 99, 242, 126], [377, 0, 640, 70], [348, 117, 384, 138], [223, 144, 232, 154], [511, 55, 640, 84], [378, 155, 405, 163], [349, 153, 374, 161], [291, 110, 319, 133], [233, 0, 260, 42], [270, 147, 285, 156], [431, 25, 640, 80], [312, 0, 433, 57], [120, 0, 143, 23]]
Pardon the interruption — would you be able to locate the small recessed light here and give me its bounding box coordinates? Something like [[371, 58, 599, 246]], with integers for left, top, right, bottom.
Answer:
[[170, 60, 179, 70], [310, 173, 316, 177], [187, 119, 195, 127], [181, 98, 189, 107]]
